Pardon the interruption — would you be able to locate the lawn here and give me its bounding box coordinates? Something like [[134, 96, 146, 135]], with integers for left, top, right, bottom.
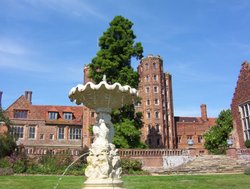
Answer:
[[0, 174, 249, 189]]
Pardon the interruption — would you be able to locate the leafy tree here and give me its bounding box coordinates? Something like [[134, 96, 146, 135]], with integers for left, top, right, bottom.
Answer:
[[204, 109, 233, 154], [88, 16, 145, 148], [89, 15, 143, 88], [0, 109, 16, 158]]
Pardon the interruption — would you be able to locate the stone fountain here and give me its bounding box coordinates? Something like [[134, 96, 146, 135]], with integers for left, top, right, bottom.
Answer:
[[69, 75, 138, 189]]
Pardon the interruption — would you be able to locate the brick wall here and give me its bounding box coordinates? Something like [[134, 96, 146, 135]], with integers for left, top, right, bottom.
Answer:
[[231, 62, 250, 148]]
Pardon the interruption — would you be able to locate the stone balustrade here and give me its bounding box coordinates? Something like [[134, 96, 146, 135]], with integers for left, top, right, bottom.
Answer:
[[237, 148, 250, 155], [118, 149, 185, 157]]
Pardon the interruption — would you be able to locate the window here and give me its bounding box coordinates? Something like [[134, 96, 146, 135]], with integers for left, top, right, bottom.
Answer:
[[145, 63, 149, 70], [69, 128, 82, 140], [187, 135, 193, 140], [154, 86, 158, 93], [148, 138, 152, 145], [11, 126, 24, 139], [146, 87, 150, 93], [148, 125, 152, 134], [147, 112, 151, 119], [154, 98, 159, 105], [28, 126, 36, 139], [155, 111, 160, 119], [153, 62, 157, 69], [64, 112, 72, 120], [49, 112, 58, 120], [91, 112, 95, 118], [58, 127, 64, 139], [177, 136, 182, 144], [157, 138, 160, 146], [239, 102, 250, 140], [145, 75, 149, 82], [40, 134, 44, 140], [156, 124, 160, 132], [146, 99, 150, 106], [198, 135, 203, 143], [153, 75, 157, 81], [14, 110, 28, 119], [49, 134, 54, 140]]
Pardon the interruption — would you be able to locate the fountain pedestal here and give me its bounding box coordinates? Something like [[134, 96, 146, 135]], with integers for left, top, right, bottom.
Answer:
[[84, 108, 123, 189], [69, 76, 138, 189]]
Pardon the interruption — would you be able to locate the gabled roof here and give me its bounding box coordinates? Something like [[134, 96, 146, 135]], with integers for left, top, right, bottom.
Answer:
[[174, 116, 216, 126], [5, 94, 83, 125]]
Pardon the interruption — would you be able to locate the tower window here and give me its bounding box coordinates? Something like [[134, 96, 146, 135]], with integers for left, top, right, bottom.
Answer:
[[146, 99, 150, 105], [153, 63, 157, 69], [156, 124, 160, 132], [154, 99, 159, 105], [155, 111, 160, 119], [153, 75, 158, 81], [147, 112, 151, 119], [154, 86, 158, 93]]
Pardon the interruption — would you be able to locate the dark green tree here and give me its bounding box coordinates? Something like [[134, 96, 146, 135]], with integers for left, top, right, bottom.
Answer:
[[88, 16, 145, 148], [0, 109, 16, 158], [89, 15, 143, 88], [204, 109, 233, 154]]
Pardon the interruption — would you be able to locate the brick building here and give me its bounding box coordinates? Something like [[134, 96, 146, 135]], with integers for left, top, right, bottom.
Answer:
[[3, 54, 216, 153], [4, 91, 94, 155], [231, 61, 250, 148], [136, 55, 176, 149], [136, 55, 216, 150], [175, 104, 216, 153]]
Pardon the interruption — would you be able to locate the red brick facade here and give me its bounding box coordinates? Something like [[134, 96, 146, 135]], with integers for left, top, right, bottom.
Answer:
[[231, 61, 250, 148], [4, 92, 89, 155], [175, 104, 216, 153], [136, 55, 176, 149], [3, 54, 217, 153]]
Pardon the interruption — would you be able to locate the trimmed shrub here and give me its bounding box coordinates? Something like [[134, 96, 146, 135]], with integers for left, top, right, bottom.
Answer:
[[244, 167, 250, 175], [245, 140, 250, 148], [121, 158, 143, 174]]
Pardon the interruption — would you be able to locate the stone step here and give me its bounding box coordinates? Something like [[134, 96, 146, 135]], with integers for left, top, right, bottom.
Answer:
[[159, 155, 250, 175]]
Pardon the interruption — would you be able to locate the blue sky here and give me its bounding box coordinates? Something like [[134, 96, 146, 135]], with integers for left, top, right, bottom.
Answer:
[[0, 0, 250, 117]]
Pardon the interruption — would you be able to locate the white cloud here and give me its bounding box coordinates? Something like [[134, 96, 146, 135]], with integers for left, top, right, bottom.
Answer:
[[0, 39, 29, 55], [23, 0, 106, 20], [0, 39, 51, 73]]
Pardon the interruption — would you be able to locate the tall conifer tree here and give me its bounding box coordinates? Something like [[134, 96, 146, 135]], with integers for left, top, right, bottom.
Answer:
[[88, 16, 145, 148]]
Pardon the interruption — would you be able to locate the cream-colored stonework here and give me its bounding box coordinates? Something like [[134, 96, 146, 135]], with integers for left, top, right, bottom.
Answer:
[[69, 75, 138, 189]]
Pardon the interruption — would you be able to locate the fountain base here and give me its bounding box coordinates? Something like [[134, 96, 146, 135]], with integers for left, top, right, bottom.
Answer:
[[83, 178, 124, 189]]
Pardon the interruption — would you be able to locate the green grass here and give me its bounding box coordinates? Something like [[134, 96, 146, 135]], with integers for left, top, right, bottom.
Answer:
[[0, 174, 249, 189]]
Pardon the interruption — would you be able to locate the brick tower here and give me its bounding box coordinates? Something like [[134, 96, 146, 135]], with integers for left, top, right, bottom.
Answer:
[[137, 54, 176, 149]]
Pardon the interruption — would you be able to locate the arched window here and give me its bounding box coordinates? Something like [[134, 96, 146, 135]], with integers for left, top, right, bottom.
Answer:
[[145, 63, 149, 70], [154, 98, 159, 105], [148, 125, 152, 134], [147, 111, 151, 119], [156, 124, 160, 132], [153, 62, 157, 69], [155, 111, 159, 119], [147, 99, 150, 105]]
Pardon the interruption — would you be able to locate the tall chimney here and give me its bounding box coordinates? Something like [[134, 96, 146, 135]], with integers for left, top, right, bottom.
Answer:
[[25, 91, 32, 104], [0, 91, 2, 109], [200, 104, 208, 121]]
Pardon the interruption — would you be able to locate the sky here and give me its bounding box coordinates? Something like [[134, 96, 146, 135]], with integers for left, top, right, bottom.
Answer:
[[0, 0, 250, 117]]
